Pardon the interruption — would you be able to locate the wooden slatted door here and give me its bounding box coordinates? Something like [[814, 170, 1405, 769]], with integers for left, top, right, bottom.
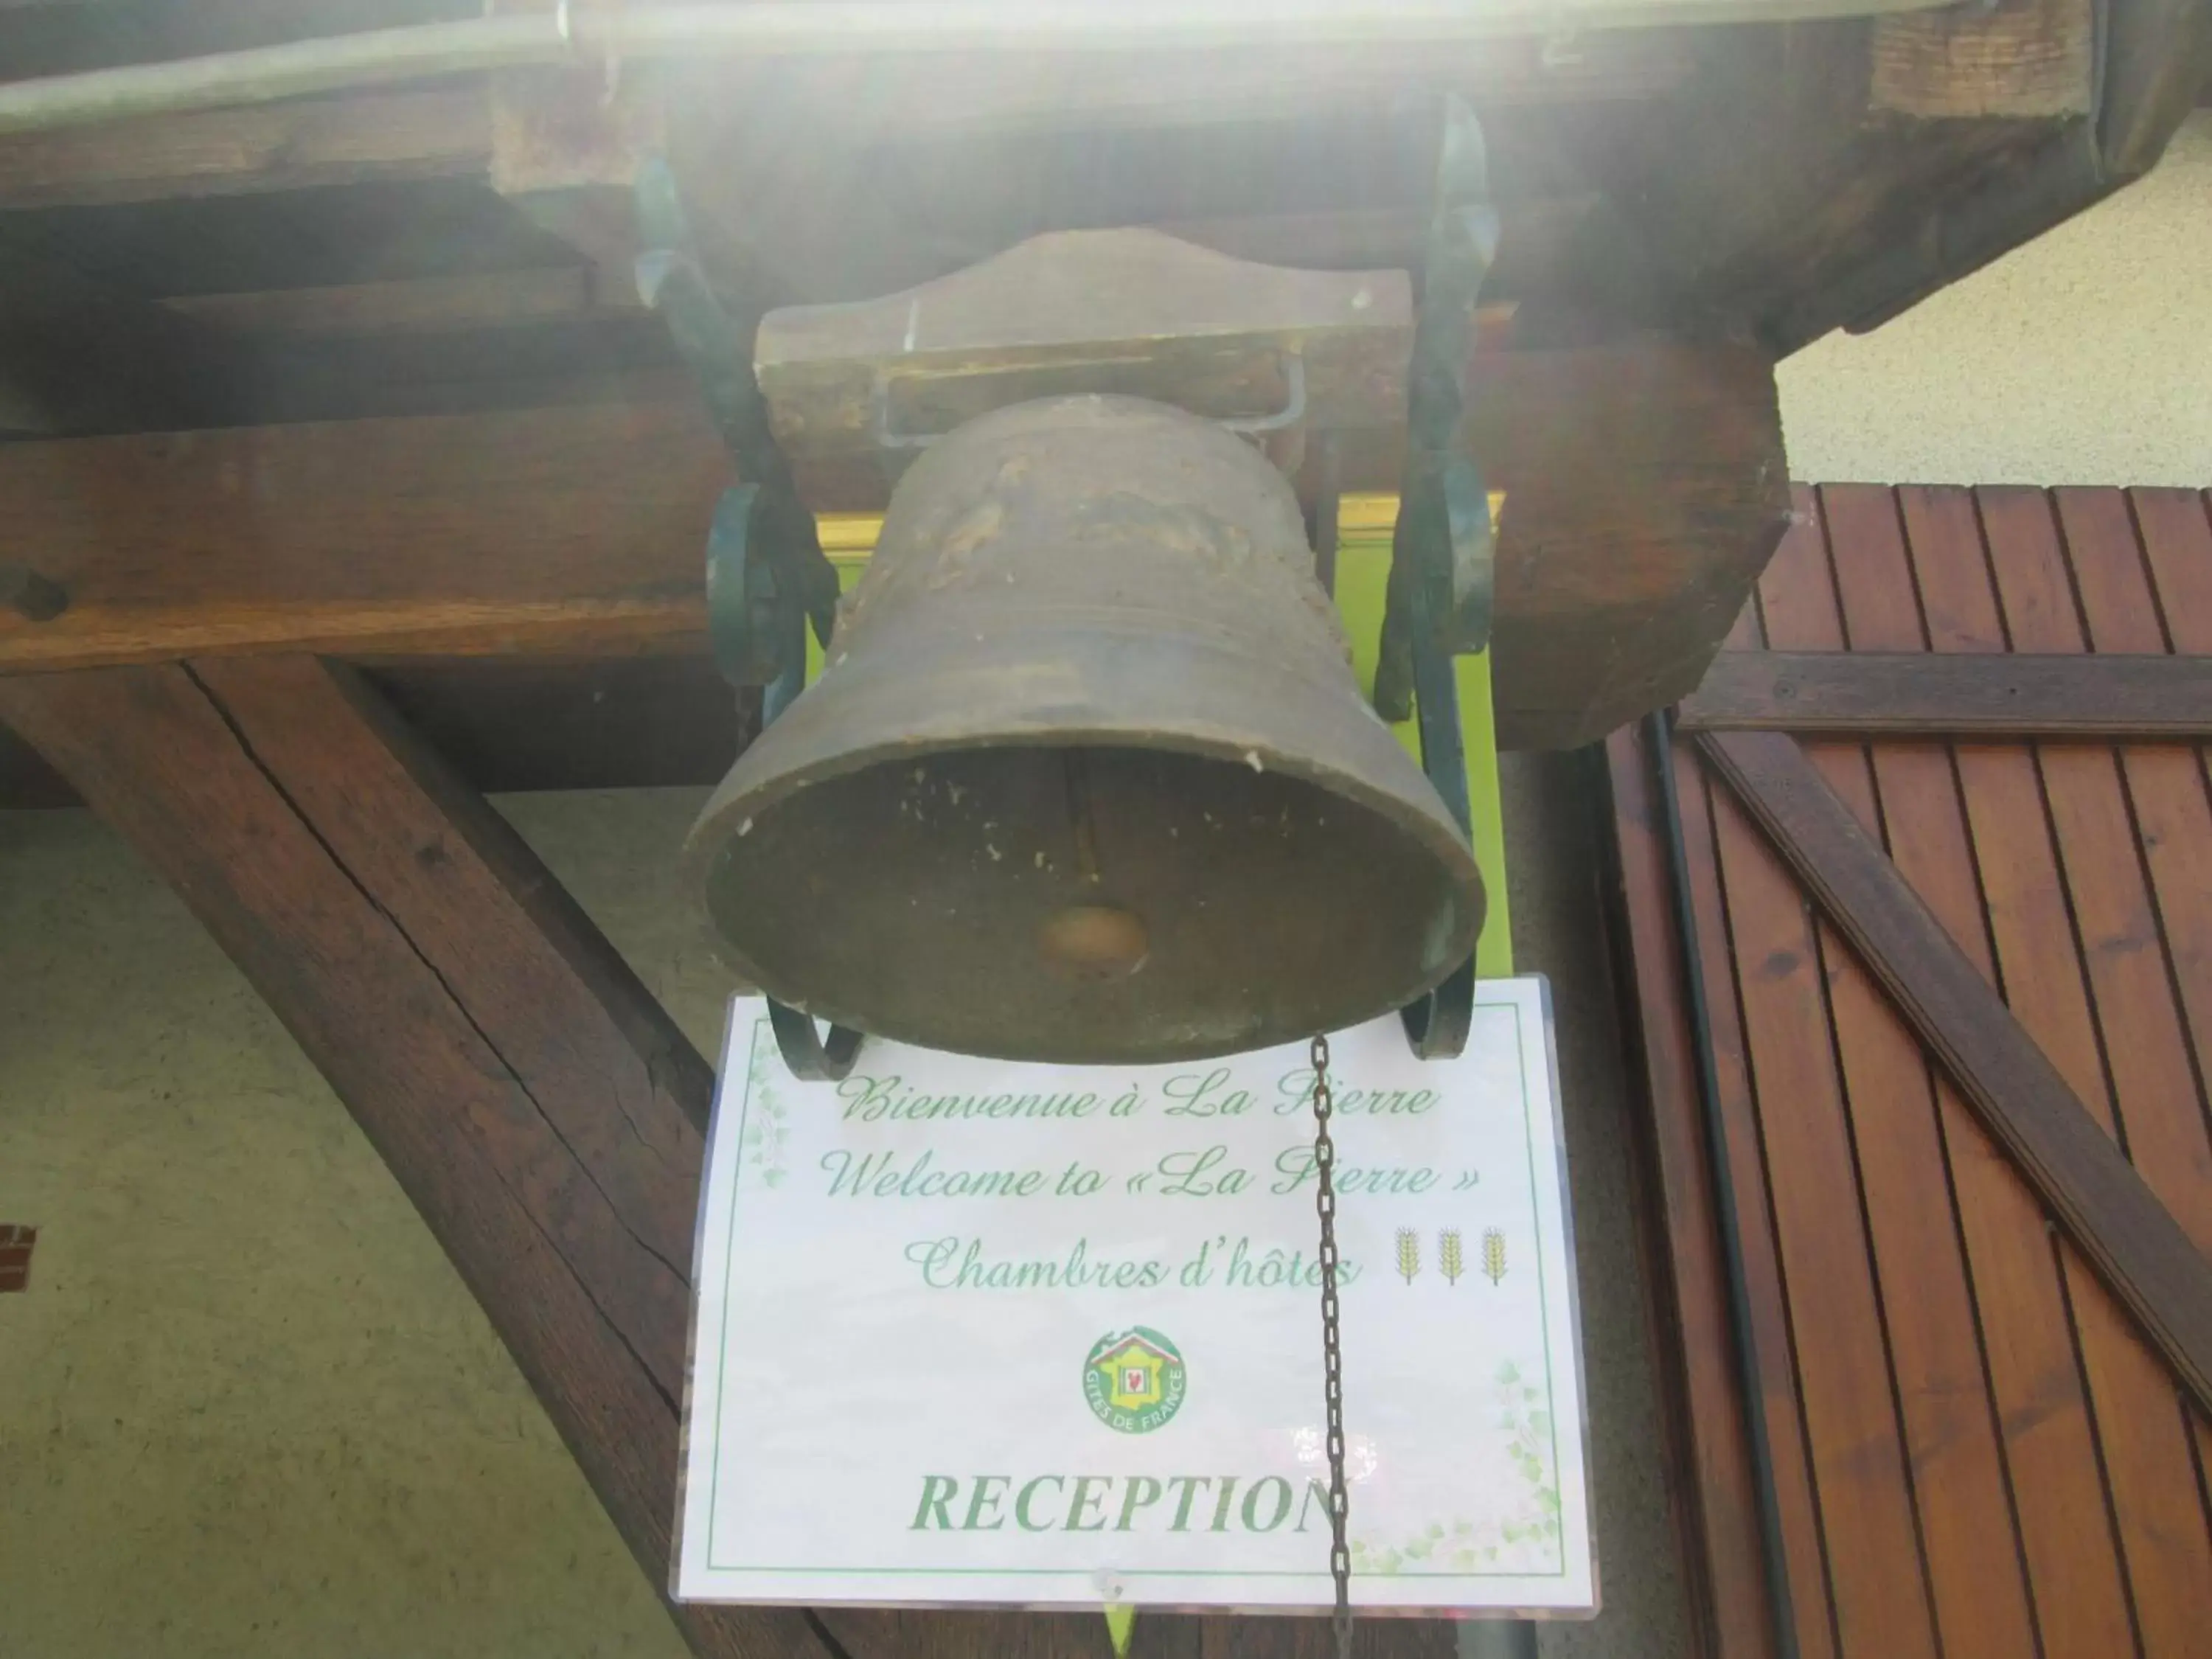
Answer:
[[1607, 486, 2212, 1659]]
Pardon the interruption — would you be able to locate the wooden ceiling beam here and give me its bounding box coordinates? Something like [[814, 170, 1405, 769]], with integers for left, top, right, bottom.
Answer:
[[1868, 0, 2097, 119], [0, 333, 1787, 749], [0, 237, 254, 432], [0, 84, 491, 208], [2100, 0, 2212, 174], [0, 654, 760, 810], [1523, 0, 2206, 351], [162, 265, 597, 333]]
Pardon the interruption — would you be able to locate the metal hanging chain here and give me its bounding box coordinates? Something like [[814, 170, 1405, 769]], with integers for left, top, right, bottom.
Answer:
[[1310, 1032, 1354, 1659]]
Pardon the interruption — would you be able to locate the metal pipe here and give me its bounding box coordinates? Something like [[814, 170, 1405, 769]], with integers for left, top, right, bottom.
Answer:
[[1646, 709, 1803, 1659], [0, 15, 554, 132], [0, 0, 1952, 135]]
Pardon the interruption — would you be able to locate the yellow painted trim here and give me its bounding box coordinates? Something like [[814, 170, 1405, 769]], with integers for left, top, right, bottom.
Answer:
[[1337, 493, 1405, 536], [824, 491, 1416, 558]]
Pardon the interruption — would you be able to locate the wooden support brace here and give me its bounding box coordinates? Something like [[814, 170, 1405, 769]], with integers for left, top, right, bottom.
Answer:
[[1677, 650, 2212, 737], [1697, 727, 2212, 1416], [0, 656, 826, 1659]]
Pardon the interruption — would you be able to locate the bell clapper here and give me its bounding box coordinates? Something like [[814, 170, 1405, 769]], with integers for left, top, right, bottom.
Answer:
[[1037, 903, 1150, 983], [1037, 749, 1150, 981]]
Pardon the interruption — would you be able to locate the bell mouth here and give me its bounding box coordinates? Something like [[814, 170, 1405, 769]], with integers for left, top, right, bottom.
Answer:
[[689, 728, 1481, 1065]]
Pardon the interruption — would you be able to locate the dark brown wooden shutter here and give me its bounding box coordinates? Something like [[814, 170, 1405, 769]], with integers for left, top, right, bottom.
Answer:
[[1608, 485, 2212, 1659]]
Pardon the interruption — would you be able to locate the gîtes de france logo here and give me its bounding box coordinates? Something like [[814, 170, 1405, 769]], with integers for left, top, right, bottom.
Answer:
[[1083, 1327, 1189, 1434]]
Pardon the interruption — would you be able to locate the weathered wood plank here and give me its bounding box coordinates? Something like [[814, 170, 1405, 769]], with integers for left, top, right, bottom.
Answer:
[[0, 86, 490, 206], [0, 658, 827, 1659], [0, 340, 1788, 750], [1677, 650, 2212, 736], [2122, 487, 2212, 1496], [0, 237, 255, 434], [2040, 489, 2212, 1261], [1781, 484, 2039, 1659], [0, 399, 728, 667], [164, 267, 598, 334], [1990, 489, 2212, 1656], [2, 655, 757, 810], [1959, 489, 2212, 1659], [668, 32, 1690, 149], [1672, 699, 1843, 1659], [755, 228, 1412, 466], [1601, 720, 1785, 1659], [1870, 0, 2096, 119], [2115, 490, 2212, 1205], [1697, 724, 2212, 1418], [1887, 484, 2141, 1659], [2099, 0, 2212, 174], [1717, 504, 1941, 1659]]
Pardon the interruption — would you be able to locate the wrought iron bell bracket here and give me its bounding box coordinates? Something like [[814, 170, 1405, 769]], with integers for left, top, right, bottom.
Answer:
[[647, 96, 1498, 1072], [637, 159, 865, 1082], [1366, 97, 1500, 1062]]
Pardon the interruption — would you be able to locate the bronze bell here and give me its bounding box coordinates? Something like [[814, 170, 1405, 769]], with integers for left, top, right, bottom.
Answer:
[[685, 394, 1485, 1063]]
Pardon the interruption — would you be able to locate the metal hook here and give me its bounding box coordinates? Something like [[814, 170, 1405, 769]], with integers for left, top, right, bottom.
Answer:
[[768, 1001, 864, 1082]]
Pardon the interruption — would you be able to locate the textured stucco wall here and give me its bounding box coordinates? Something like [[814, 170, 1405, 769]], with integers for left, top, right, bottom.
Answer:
[[1781, 111, 2212, 487], [0, 798, 704, 1659]]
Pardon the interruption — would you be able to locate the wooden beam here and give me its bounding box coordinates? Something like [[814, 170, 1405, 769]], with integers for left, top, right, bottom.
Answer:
[[1697, 727, 2212, 1416], [1677, 650, 2212, 737], [0, 334, 1789, 750], [0, 656, 829, 1659], [0, 237, 255, 433], [164, 267, 597, 334], [755, 228, 1413, 473], [0, 397, 726, 666], [0, 86, 490, 207], [2100, 0, 2212, 174], [489, 65, 660, 303], [664, 32, 1691, 144], [1520, 0, 2199, 349], [1870, 0, 2096, 119], [1, 655, 757, 809], [0, 714, 71, 804]]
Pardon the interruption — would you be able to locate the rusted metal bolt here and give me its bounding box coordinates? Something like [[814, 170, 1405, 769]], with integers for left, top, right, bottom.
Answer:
[[1, 565, 66, 622]]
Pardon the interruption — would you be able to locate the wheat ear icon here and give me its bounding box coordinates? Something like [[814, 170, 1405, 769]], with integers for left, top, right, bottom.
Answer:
[[1481, 1228, 1507, 1285], [1394, 1228, 1420, 1284], [1439, 1229, 1465, 1284]]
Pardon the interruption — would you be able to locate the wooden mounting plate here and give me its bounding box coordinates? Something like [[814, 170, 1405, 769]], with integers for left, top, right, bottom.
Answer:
[[755, 227, 1413, 469]]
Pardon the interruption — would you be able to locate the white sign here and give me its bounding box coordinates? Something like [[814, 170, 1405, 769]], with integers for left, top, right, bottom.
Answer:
[[675, 978, 1594, 1615]]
